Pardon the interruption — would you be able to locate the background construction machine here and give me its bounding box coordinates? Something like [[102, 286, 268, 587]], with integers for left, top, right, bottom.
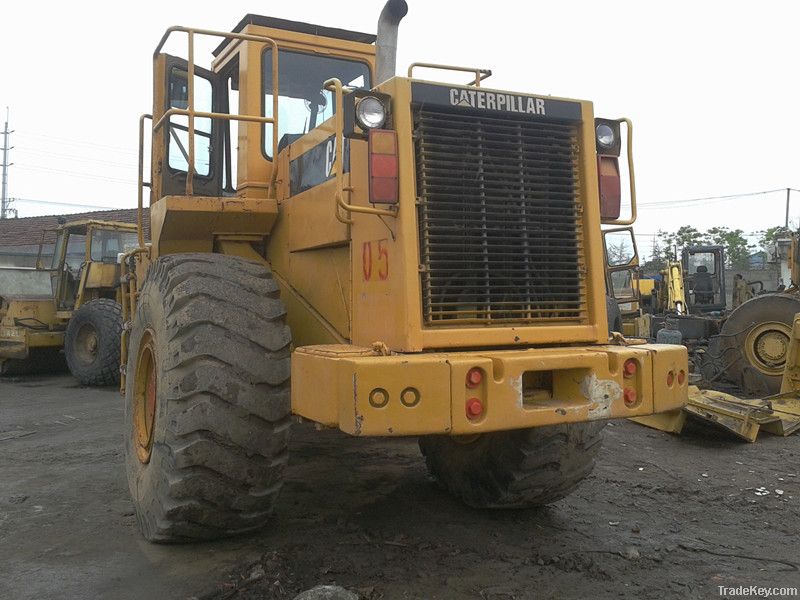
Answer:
[[0, 219, 136, 384], [120, 0, 688, 543], [604, 232, 800, 396]]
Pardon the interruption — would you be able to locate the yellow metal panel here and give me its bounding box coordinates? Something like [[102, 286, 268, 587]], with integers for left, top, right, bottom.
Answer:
[[284, 246, 351, 342], [83, 263, 119, 290], [348, 78, 610, 351], [286, 179, 350, 251], [291, 343, 688, 437], [150, 195, 277, 255], [292, 346, 452, 435]]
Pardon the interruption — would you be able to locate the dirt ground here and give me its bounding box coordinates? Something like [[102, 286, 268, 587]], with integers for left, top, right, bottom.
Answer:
[[1, 374, 799, 600]]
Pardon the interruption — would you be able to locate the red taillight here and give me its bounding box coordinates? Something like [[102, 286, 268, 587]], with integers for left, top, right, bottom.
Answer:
[[666, 371, 675, 387], [369, 129, 398, 204], [623, 388, 637, 407], [623, 359, 637, 378], [466, 398, 483, 419], [466, 368, 483, 388], [677, 370, 686, 385], [597, 155, 621, 220]]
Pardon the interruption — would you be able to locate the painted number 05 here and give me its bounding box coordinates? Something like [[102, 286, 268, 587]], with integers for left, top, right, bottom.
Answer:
[[362, 240, 389, 281]]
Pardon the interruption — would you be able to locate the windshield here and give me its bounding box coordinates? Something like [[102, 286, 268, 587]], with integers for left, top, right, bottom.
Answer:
[[91, 230, 139, 263], [262, 49, 371, 158]]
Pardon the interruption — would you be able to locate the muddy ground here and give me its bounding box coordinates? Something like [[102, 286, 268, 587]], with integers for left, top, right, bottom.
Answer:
[[1, 374, 799, 600]]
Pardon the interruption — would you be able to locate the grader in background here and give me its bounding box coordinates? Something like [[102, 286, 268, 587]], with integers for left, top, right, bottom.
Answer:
[[0, 219, 137, 384], [121, 1, 688, 542]]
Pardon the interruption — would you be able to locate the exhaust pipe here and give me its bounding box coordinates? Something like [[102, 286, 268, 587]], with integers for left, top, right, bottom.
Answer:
[[376, 0, 408, 85]]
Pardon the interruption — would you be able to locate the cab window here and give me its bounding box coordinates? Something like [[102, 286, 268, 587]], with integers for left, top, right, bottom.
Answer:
[[90, 230, 140, 263], [262, 49, 370, 158]]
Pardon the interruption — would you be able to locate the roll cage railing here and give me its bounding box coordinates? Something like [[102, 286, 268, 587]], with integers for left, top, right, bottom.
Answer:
[[136, 26, 281, 248]]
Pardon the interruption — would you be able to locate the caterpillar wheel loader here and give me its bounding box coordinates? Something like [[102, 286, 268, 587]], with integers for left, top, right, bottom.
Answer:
[[0, 219, 138, 384], [120, 1, 688, 542]]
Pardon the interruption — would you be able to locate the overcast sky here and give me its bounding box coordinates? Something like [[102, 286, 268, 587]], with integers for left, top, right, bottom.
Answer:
[[3, 1, 798, 259]]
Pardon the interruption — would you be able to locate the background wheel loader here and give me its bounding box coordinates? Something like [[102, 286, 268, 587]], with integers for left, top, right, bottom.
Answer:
[[120, 1, 688, 543], [0, 219, 138, 385]]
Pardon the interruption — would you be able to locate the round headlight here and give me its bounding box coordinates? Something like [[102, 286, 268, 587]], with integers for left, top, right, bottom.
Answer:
[[356, 96, 387, 129], [596, 123, 615, 148]]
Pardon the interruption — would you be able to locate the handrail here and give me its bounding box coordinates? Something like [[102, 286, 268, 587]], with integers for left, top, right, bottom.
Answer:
[[323, 78, 397, 224], [604, 118, 637, 226], [137, 114, 152, 249], [151, 27, 280, 198], [407, 62, 492, 87]]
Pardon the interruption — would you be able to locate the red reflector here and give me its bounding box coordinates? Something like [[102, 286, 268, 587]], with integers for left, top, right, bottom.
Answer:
[[623, 359, 637, 378], [598, 156, 621, 220], [677, 370, 686, 385], [370, 153, 397, 178], [466, 398, 483, 419], [466, 368, 483, 388], [666, 371, 675, 386], [623, 388, 637, 407], [369, 129, 398, 205]]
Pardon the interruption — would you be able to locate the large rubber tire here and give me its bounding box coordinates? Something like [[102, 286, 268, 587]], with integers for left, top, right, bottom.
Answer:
[[124, 253, 291, 543], [419, 422, 604, 508], [711, 293, 800, 394], [64, 298, 122, 386]]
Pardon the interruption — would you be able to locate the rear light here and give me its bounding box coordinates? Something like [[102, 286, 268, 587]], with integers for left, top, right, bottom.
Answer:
[[597, 155, 621, 220], [623, 359, 637, 378], [677, 370, 686, 385], [368, 129, 398, 204], [623, 388, 637, 407], [666, 371, 675, 387], [466, 368, 483, 388], [466, 398, 483, 419]]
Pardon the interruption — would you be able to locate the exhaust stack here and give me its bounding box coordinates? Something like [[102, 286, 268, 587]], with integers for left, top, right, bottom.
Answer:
[[376, 0, 408, 85]]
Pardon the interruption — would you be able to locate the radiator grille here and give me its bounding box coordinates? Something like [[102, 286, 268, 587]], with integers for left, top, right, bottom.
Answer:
[[414, 105, 587, 326]]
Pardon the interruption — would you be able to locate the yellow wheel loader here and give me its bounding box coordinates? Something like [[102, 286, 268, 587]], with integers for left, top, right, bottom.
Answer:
[[0, 219, 138, 385], [120, 1, 688, 542]]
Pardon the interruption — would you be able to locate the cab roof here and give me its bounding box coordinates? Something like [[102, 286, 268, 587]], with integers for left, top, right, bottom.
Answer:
[[60, 220, 138, 235], [212, 14, 376, 57]]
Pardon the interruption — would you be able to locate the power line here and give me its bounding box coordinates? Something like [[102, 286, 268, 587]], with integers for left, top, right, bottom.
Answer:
[[14, 130, 138, 156], [14, 164, 136, 185], [14, 146, 137, 169], [639, 187, 791, 208], [10, 197, 125, 210]]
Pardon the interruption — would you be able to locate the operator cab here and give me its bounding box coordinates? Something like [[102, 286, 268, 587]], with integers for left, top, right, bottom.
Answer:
[[156, 15, 377, 202], [682, 245, 726, 313]]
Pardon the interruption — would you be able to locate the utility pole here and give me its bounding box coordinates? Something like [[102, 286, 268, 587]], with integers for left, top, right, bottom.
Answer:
[[1, 107, 13, 219], [786, 187, 792, 229]]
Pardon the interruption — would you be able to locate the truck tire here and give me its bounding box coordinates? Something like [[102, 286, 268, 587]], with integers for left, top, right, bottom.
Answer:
[[64, 298, 122, 386], [419, 422, 604, 508], [711, 293, 800, 394], [124, 253, 291, 543]]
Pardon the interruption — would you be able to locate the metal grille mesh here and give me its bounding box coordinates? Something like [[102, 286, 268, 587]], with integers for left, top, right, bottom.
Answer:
[[414, 105, 586, 326]]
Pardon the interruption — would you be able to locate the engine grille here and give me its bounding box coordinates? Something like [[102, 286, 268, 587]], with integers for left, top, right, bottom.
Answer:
[[414, 104, 587, 326]]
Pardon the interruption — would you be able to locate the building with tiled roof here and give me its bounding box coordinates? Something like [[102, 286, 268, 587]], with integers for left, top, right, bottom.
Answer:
[[0, 208, 150, 267]]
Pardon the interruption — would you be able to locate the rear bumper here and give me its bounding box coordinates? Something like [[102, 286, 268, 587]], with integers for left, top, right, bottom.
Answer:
[[291, 343, 688, 436], [0, 326, 63, 359]]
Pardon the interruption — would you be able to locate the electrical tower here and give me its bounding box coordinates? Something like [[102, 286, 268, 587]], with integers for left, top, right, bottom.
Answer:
[[1, 107, 13, 219]]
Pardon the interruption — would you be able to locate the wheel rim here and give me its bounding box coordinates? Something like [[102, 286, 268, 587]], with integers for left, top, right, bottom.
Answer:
[[133, 330, 157, 464], [74, 322, 99, 365], [744, 321, 792, 376]]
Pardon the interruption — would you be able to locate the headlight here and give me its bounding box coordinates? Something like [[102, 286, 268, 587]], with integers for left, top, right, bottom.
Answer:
[[355, 96, 387, 130], [596, 123, 615, 149]]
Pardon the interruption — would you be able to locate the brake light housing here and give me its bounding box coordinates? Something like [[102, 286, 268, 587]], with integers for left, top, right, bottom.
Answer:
[[368, 129, 399, 204]]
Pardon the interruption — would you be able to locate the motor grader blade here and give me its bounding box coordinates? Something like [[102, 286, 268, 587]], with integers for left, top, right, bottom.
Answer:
[[631, 385, 783, 442]]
